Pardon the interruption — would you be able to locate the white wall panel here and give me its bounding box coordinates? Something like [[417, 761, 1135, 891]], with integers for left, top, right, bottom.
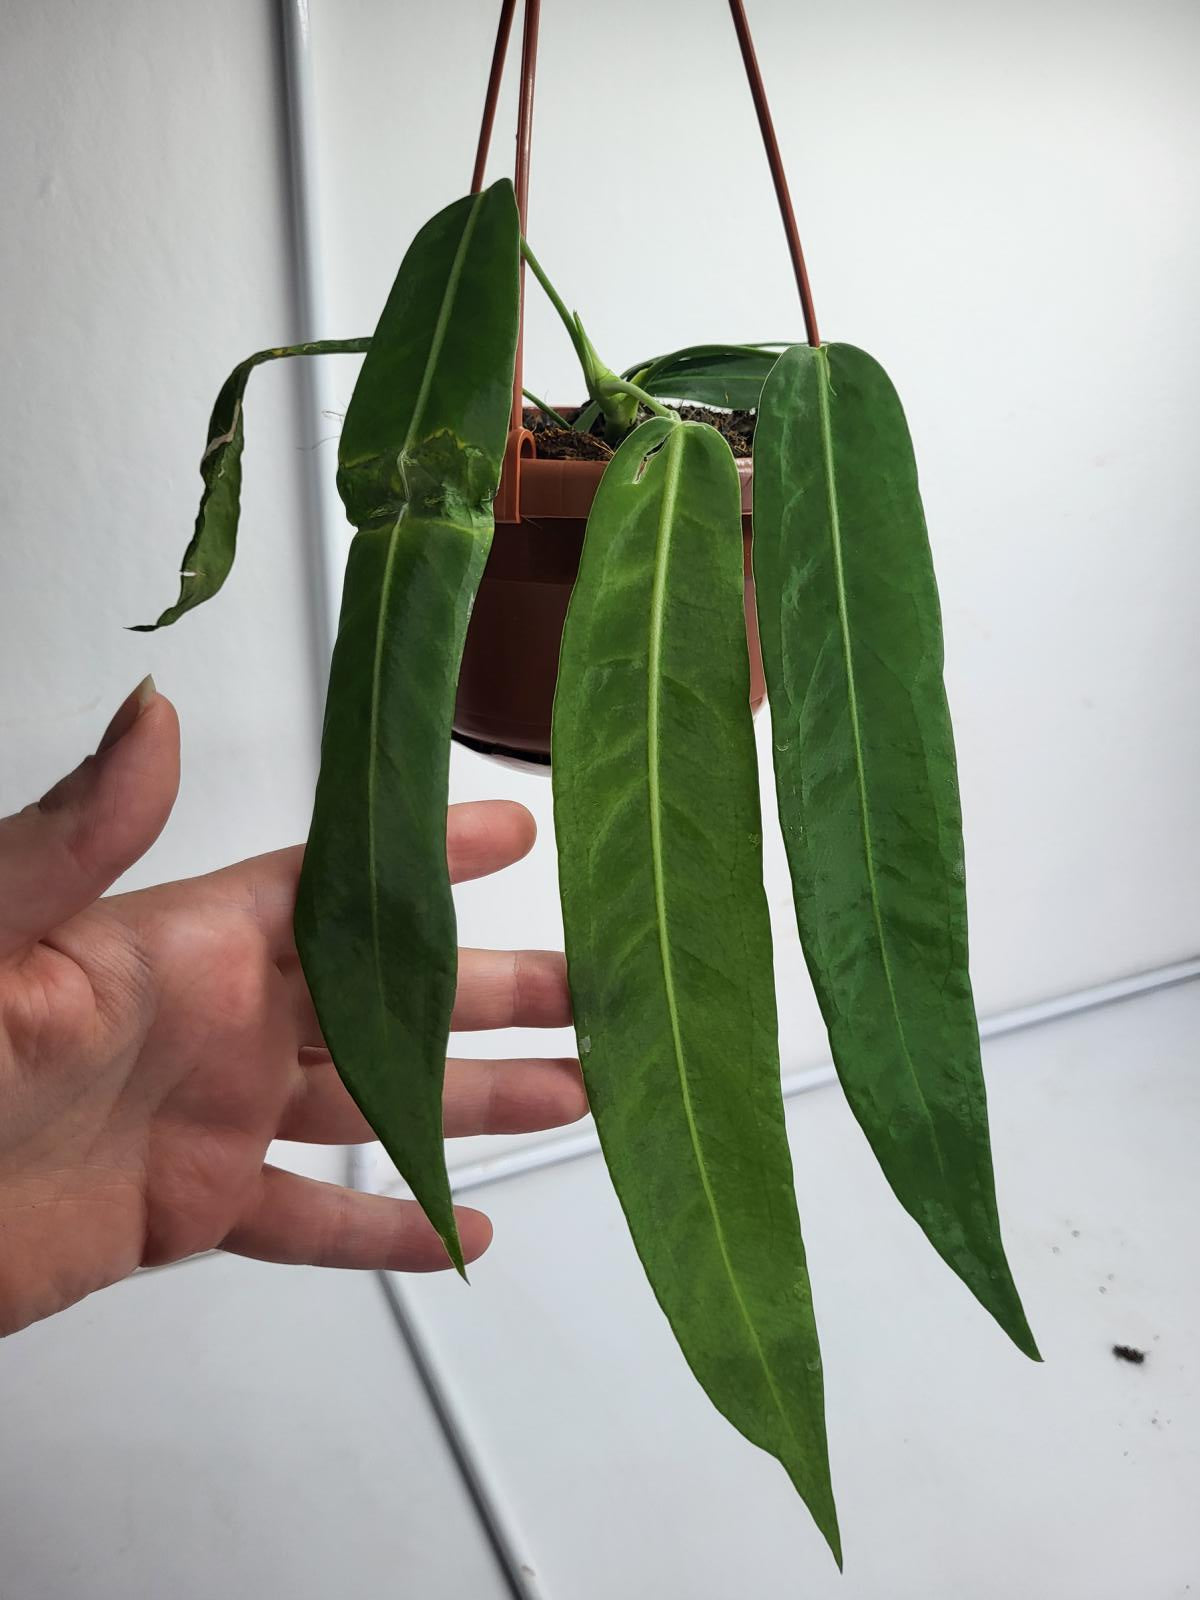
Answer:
[[0, 14, 497, 1592], [0, 3, 353, 1188], [5, 6, 1198, 1596], [393, 980, 1200, 1598], [1, 1, 323, 888], [310, 0, 1200, 1069], [0, 1255, 509, 1600]]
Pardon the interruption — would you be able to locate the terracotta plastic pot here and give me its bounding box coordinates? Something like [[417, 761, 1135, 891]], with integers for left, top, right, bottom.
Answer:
[[453, 448, 766, 768]]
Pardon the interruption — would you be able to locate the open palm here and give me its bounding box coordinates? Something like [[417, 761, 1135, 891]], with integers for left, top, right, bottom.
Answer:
[[0, 683, 584, 1337]]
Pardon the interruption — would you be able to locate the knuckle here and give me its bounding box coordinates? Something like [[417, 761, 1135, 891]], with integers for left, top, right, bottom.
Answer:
[[510, 949, 527, 1023]]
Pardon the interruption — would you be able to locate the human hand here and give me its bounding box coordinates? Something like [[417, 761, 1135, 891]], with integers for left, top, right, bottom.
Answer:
[[0, 680, 584, 1337]]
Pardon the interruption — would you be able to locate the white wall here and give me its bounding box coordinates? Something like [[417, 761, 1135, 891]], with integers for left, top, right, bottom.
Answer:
[[0, 0, 320, 886], [0, 6, 505, 1594], [311, 0, 1200, 1041], [2, 1, 1198, 1595], [399, 982, 1200, 1599], [0, 1256, 510, 1600], [310, 0, 1200, 1590]]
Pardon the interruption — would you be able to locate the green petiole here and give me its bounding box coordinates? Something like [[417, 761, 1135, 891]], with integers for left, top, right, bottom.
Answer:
[[598, 377, 677, 423], [521, 388, 573, 430], [520, 236, 639, 443]]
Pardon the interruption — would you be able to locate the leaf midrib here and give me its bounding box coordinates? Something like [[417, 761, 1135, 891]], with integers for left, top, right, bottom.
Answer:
[[365, 195, 485, 1021], [812, 347, 939, 1155], [644, 424, 804, 1461]]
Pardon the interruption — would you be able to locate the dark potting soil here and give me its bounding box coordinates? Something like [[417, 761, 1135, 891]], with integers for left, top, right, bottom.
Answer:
[[522, 403, 756, 461], [522, 413, 614, 461]]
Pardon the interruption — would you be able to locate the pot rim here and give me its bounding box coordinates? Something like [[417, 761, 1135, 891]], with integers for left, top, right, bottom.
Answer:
[[498, 438, 754, 520]]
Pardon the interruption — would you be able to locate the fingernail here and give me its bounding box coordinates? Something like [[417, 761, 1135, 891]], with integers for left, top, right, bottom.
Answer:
[[97, 675, 157, 755]]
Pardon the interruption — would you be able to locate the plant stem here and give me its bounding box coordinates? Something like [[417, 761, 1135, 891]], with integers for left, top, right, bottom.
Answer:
[[520, 238, 590, 372], [520, 237, 646, 441], [522, 388, 572, 429], [599, 378, 677, 423]]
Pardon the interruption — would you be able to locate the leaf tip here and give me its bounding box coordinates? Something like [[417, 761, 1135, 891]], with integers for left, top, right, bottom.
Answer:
[[816, 1501, 843, 1570], [976, 1259, 1040, 1362], [127, 610, 173, 633], [1013, 1320, 1043, 1364], [784, 1462, 841, 1568], [443, 1228, 468, 1281]]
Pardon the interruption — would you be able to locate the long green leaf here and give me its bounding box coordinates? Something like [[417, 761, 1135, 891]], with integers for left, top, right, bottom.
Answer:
[[133, 339, 371, 630], [294, 181, 520, 1273], [553, 417, 840, 1560], [753, 342, 1038, 1359], [635, 342, 785, 408], [571, 343, 786, 436]]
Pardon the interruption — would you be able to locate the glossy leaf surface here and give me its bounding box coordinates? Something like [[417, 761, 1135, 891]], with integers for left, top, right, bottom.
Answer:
[[571, 343, 784, 435], [295, 181, 520, 1272], [553, 417, 840, 1559], [753, 342, 1037, 1359], [636, 342, 784, 408], [134, 339, 370, 630]]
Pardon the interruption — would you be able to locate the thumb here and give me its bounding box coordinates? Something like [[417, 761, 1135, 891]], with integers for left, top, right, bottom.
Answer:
[[0, 677, 180, 959]]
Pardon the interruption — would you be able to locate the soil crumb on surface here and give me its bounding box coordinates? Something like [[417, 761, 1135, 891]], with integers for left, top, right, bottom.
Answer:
[[1112, 1344, 1147, 1364], [522, 403, 756, 460]]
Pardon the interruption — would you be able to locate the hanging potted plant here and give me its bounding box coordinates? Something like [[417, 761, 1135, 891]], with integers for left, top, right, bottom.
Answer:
[[138, 0, 1038, 1564]]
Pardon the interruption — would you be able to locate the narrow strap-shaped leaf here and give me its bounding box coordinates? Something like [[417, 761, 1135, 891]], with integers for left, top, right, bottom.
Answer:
[[133, 339, 371, 630], [753, 342, 1038, 1359], [553, 417, 840, 1560], [636, 342, 785, 409], [294, 180, 520, 1274], [571, 343, 786, 435]]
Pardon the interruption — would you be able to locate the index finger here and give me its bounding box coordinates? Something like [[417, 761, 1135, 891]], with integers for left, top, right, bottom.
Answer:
[[445, 799, 537, 884]]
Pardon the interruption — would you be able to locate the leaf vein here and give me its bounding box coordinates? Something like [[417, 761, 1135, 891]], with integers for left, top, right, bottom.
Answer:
[[366, 195, 486, 1016], [813, 347, 943, 1171], [646, 426, 801, 1456]]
